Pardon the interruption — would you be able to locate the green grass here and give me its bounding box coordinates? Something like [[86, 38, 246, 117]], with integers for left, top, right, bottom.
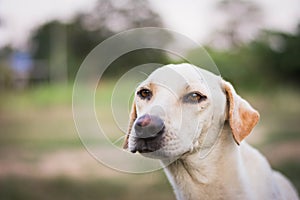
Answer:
[[0, 175, 173, 200], [0, 82, 174, 200], [0, 82, 299, 199], [0, 84, 72, 110], [0, 81, 123, 152]]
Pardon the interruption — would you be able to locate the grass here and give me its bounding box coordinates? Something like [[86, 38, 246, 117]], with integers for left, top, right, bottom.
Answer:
[[0, 82, 299, 199], [0, 175, 173, 200], [0, 82, 174, 200], [0, 84, 72, 110]]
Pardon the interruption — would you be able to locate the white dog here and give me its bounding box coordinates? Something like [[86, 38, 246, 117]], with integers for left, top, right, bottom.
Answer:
[[123, 63, 299, 200]]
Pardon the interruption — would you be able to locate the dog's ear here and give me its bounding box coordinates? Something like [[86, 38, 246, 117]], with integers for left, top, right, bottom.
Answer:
[[123, 101, 137, 149], [223, 81, 260, 145]]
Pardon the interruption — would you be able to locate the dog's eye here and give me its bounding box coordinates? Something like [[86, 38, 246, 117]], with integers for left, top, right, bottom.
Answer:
[[137, 89, 152, 100], [183, 92, 207, 104]]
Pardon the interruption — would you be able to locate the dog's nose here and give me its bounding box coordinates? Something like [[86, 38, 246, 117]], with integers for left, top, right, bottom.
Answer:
[[134, 114, 164, 139]]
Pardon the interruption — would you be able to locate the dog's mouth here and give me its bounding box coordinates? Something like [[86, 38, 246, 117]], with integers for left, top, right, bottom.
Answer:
[[131, 148, 154, 154], [130, 128, 165, 154]]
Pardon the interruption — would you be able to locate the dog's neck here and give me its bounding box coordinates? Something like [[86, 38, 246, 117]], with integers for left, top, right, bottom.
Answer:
[[162, 124, 250, 200]]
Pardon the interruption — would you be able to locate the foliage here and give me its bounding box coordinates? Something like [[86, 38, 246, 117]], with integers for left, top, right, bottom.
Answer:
[[251, 28, 300, 84], [1, 0, 300, 90], [30, 0, 167, 81], [188, 24, 300, 91], [212, 0, 262, 48]]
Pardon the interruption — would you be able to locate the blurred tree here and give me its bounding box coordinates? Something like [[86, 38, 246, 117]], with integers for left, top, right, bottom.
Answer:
[[0, 47, 14, 89], [250, 25, 300, 84], [81, 0, 162, 33], [31, 0, 167, 82], [211, 0, 263, 49], [194, 23, 300, 90]]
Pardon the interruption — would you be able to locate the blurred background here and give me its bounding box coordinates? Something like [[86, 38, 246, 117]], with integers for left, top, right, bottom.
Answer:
[[0, 0, 300, 199]]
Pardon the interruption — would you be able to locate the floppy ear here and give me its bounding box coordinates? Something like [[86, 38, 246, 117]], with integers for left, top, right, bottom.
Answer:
[[223, 81, 260, 145], [123, 101, 137, 149]]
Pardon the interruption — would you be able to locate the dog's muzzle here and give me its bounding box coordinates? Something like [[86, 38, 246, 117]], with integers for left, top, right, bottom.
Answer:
[[131, 114, 165, 153]]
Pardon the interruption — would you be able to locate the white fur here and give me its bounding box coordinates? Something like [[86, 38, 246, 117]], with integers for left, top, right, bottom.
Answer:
[[126, 63, 299, 200]]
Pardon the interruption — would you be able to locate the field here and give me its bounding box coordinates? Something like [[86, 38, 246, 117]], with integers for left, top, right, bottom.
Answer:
[[0, 82, 299, 200]]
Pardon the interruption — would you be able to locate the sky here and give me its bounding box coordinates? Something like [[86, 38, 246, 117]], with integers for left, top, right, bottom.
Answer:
[[0, 0, 300, 49], [150, 0, 300, 39]]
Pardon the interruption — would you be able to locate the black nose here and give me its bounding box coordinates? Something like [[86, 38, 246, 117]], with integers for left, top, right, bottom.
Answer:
[[134, 114, 165, 139]]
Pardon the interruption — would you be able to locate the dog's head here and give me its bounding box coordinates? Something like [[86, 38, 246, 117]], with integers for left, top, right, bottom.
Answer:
[[123, 64, 259, 159]]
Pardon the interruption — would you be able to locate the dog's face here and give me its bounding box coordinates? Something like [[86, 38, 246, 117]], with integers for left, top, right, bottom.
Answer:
[[123, 64, 259, 160]]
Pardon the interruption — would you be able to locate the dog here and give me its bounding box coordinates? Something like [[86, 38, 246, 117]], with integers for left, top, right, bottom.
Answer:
[[123, 63, 299, 200]]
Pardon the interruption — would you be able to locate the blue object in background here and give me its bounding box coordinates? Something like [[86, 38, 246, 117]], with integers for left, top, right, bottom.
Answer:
[[11, 51, 33, 73]]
